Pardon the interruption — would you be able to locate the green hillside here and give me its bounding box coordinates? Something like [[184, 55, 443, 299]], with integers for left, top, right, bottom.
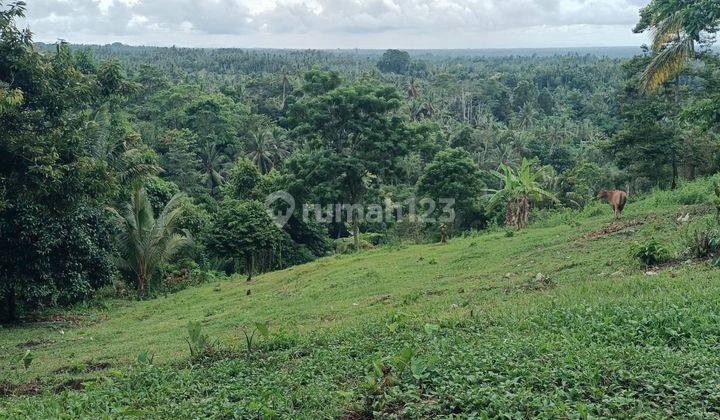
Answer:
[[2, 178, 720, 418]]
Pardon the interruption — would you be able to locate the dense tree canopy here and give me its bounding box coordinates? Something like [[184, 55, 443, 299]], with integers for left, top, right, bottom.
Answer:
[[2, 0, 720, 320]]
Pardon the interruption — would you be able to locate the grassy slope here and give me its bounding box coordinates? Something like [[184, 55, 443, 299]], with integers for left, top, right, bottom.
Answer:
[[1, 178, 720, 417]]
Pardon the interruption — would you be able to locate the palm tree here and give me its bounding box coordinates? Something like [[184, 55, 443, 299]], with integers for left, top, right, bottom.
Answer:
[[486, 158, 558, 230], [633, 1, 720, 189], [108, 187, 192, 296], [637, 13, 695, 97], [633, 0, 719, 96], [245, 127, 290, 174], [88, 110, 162, 184], [198, 142, 229, 195]]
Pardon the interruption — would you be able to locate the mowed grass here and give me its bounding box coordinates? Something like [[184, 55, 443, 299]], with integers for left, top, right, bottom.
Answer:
[[1, 178, 720, 417]]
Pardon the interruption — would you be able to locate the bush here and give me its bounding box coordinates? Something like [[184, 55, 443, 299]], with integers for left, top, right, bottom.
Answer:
[[630, 239, 671, 267], [387, 219, 427, 244], [362, 232, 386, 246], [684, 222, 720, 260], [334, 237, 374, 254]]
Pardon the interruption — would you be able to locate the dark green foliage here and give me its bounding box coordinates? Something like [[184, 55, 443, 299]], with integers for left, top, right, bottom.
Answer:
[[158, 129, 204, 196], [285, 79, 415, 246], [143, 176, 181, 214], [205, 199, 284, 280], [630, 239, 671, 266], [417, 148, 485, 228], [559, 162, 612, 208], [376, 49, 424, 75], [0, 3, 117, 322], [0, 203, 115, 318], [607, 58, 681, 189], [222, 158, 263, 201], [298, 68, 341, 96], [282, 216, 331, 257]]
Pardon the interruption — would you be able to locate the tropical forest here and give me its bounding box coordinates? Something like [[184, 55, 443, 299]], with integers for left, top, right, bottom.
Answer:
[[2, 0, 720, 417]]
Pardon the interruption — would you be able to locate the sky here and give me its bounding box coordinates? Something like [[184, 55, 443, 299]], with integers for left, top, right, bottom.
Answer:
[[19, 0, 651, 49]]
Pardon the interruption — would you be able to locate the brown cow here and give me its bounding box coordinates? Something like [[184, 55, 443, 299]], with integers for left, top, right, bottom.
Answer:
[[597, 190, 628, 219]]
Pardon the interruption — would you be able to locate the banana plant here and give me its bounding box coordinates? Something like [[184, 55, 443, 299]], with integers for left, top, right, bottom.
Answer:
[[486, 158, 558, 229]]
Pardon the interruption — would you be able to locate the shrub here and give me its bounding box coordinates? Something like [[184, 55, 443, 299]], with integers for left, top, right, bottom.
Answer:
[[685, 224, 720, 259], [362, 232, 386, 246], [387, 219, 427, 244], [630, 239, 671, 266]]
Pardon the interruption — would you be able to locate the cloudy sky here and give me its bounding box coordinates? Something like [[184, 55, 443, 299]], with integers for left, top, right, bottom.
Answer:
[[19, 0, 651, 49]]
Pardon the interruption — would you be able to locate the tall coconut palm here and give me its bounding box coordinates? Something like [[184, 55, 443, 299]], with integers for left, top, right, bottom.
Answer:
[[245, 127, 290, 174], [638, 14, 695, 97], [486, 158, 558, 229], [108, 187, 192, 296], [634, 0, 719, 95], [198, 142, 229, 195]]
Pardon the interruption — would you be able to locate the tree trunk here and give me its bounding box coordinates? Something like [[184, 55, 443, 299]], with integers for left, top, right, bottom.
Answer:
[[1, 285, 17, 324], [671, 152, 678, 190], [246, 253, 254, 282], [504, 200, 519, 230], [519, 196, 530, 229], [138, 264, 147, 297], [352, 211, 360, 250]]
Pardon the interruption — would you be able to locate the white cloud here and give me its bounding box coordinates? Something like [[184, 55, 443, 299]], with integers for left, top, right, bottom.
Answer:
[[18, 0, 651, 48]]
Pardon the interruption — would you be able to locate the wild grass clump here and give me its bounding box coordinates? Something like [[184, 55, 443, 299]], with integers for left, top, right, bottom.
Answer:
[[630, 238, 671, 266]]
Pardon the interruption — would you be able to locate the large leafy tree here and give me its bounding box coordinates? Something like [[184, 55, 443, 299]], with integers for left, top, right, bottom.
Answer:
[[107, 187, 192, 296], [377, 49, 412, 74], [222, 157, 263, 201], [417, 148, 485, 228], [285, 77, 414, 247], [205, 199, 283, 281], [158, 129, 205, 196], [0, 2, 117, 322]]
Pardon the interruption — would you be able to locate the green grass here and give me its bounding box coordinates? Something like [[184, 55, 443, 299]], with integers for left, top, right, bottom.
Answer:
[[2, 178, 720, 417]]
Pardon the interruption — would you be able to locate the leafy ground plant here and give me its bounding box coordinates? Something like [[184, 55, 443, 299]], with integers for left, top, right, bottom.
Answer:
[[630, 238, 671, 266]]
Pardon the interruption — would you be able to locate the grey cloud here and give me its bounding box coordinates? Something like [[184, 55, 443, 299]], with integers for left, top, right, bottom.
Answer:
[[19, 0, 650, 47]]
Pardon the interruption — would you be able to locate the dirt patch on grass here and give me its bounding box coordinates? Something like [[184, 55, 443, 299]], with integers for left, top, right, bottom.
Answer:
[[22, 311, 107, 328], [370, 295, 392, 305], [53, 379, 85, 394], [86, 361, 112, 371], [16, 337, 54, 349], [52, 360, 112, 374], [0, 380, 43, 397], [502, 273, 555, 294], [578, 219, 645, 241]]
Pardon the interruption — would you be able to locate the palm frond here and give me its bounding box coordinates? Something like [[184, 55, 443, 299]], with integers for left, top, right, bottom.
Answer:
[[650, 12, 685, 52], [641, 35, 693, 92]]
